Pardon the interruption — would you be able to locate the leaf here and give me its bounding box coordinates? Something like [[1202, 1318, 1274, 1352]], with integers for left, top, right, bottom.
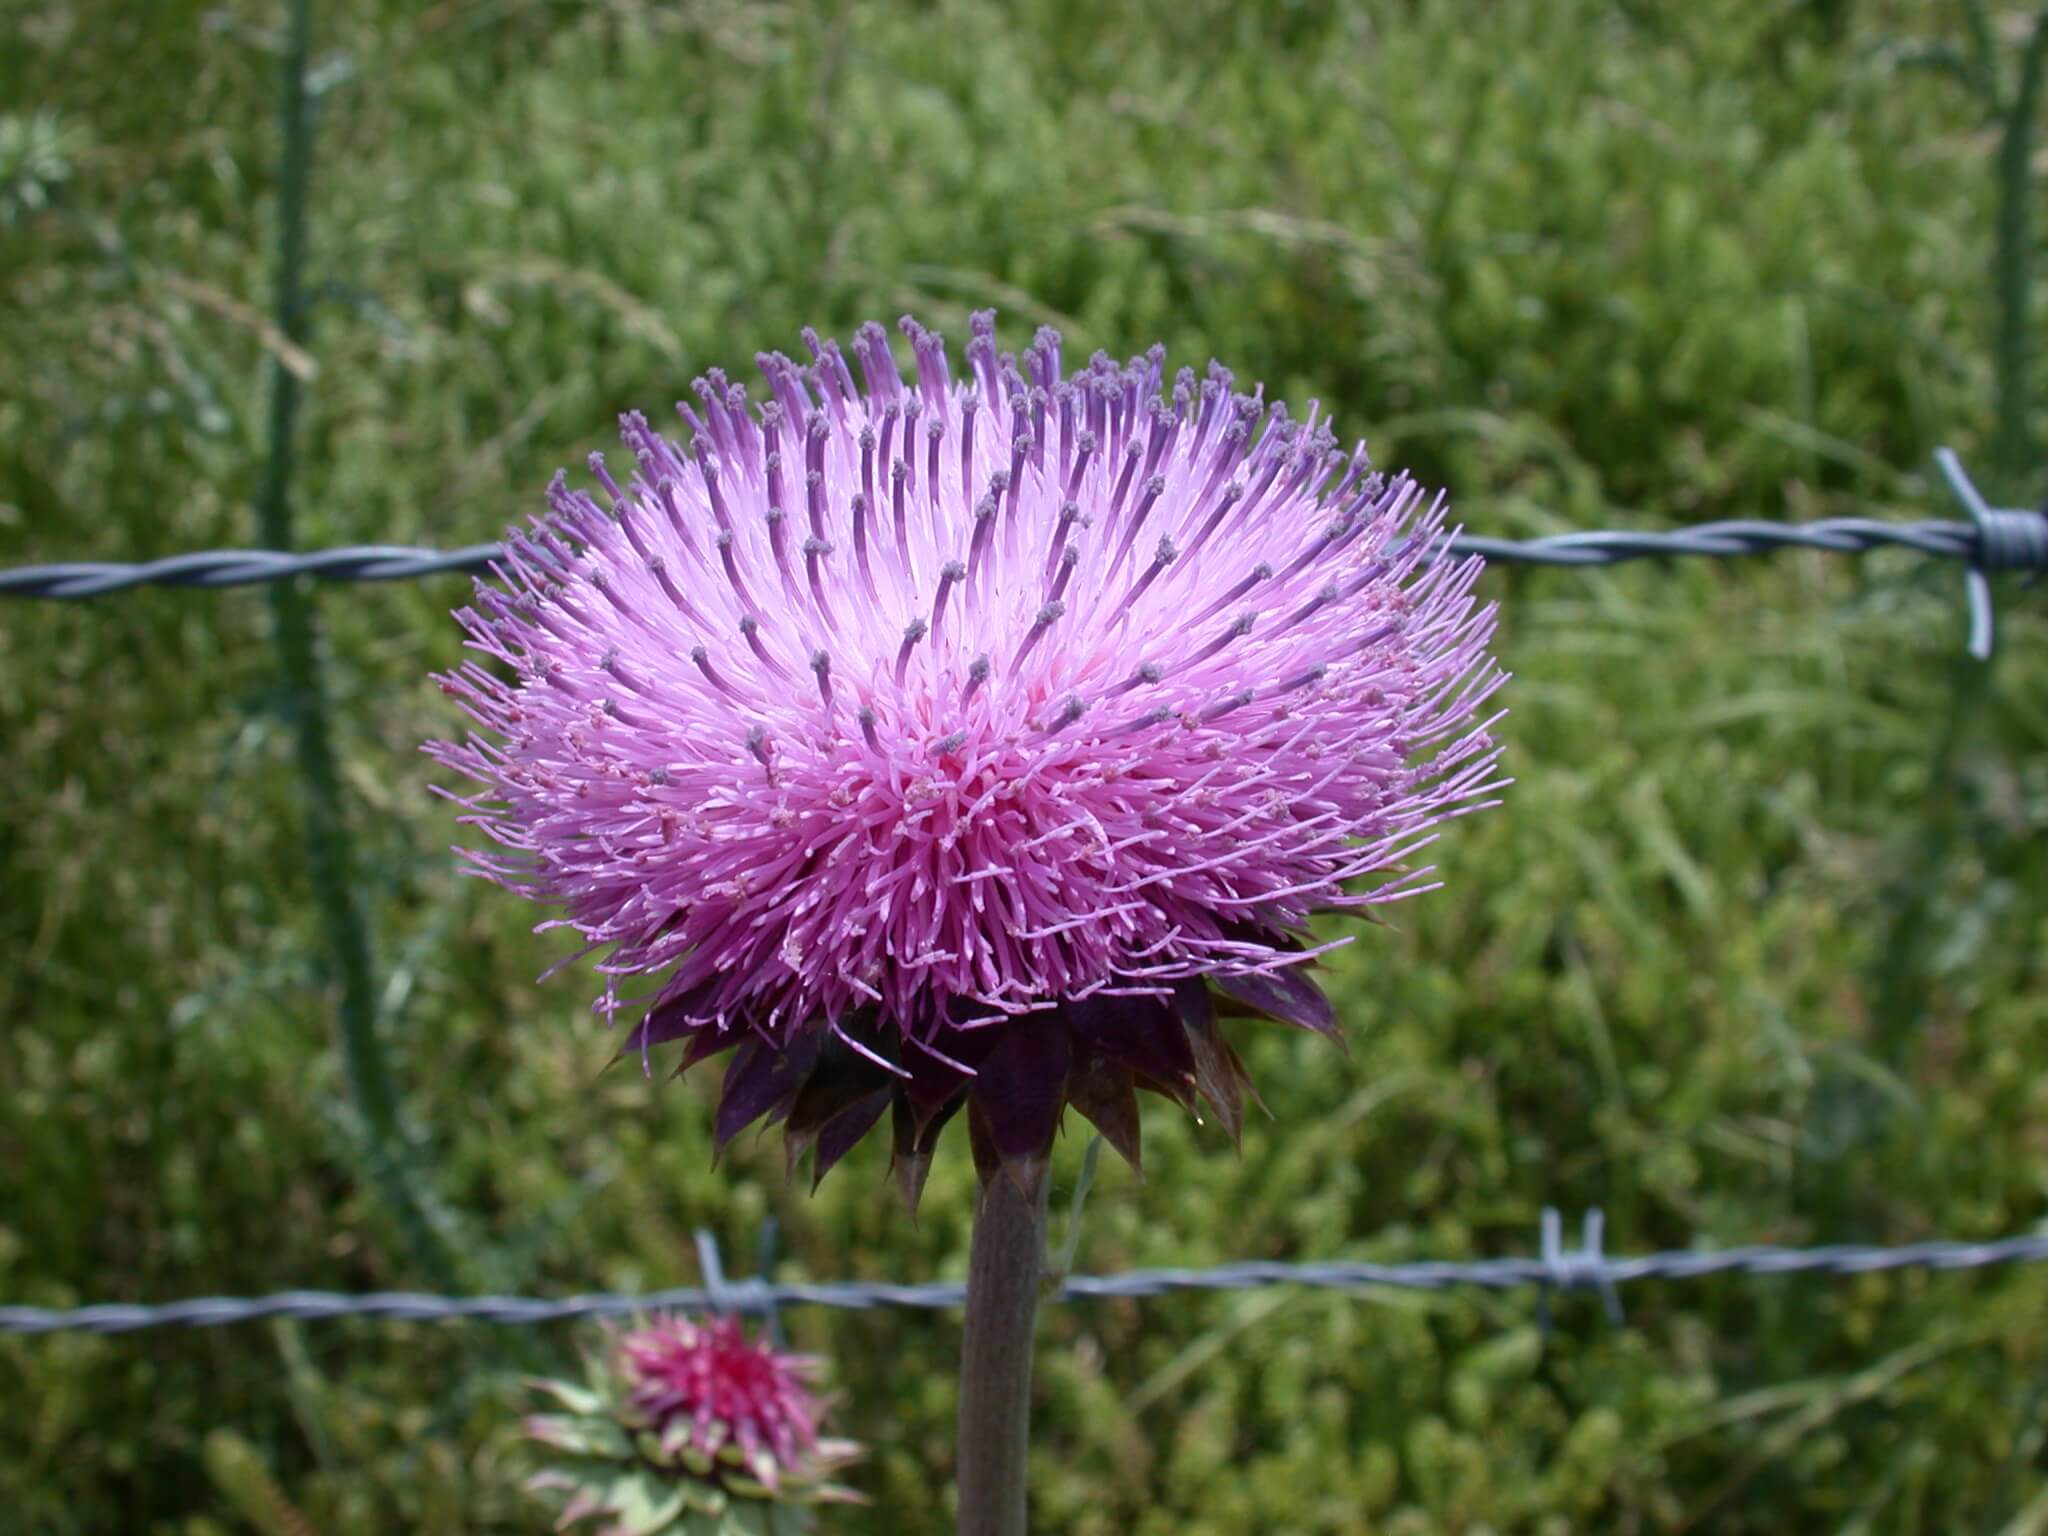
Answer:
[[966, 1098, 1002, 1187], [684, 1480, 727, 1514], [1066, 1054, 1143, 1171], [558, 1485, 604, 1528], [1066, 992, 1196, 1100], [613, 984, 726, 1067], [526, 1376, 605, 1416], [620, 1481, 690, 1536], [1176, 981, 1243, 1145], [809, 1481, 873, 1506], [200, 1429, 319, 1536], [902, 1025, 995, 1122], [781, 1042, 892, 1178], [809, 1085, 892, 1189], [966, 1011, 1072, 1168], [524, 1414, 635, 1461], [715, 1034, 817, 1152], [889, 1091, 962, 1214], [782, 1038, 890, 1139], [1211, 967, 1341, 1042], [593, 1470, 690, 1535]]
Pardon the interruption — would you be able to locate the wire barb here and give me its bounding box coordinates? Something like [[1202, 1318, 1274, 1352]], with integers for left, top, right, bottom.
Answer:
[[691, 1229, 774, 1319], [1536, 1207, 1625, 1334], [1934, 446, 2048, 660], [695, 1230, 732, 1316], [755, 1218, 787, 1349]]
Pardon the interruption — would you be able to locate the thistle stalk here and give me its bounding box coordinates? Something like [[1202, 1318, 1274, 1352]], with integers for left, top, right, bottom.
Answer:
[[955, 1164, 1050, 1536]]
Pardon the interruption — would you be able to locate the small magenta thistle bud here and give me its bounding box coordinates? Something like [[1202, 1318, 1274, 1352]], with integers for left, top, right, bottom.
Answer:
[[523, 1314, 864, 1533]]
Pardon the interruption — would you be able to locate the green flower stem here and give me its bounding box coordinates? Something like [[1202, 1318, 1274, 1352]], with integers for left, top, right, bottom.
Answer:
[[258, 0, 452, 1286], [1046, 1135, 1103, 1293], [955, 1162, 1051, 1536], [1992, 4, 2048, 483]]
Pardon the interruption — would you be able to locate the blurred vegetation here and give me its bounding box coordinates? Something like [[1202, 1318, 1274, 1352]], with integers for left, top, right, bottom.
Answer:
[[3, 0, 2047, 1531]]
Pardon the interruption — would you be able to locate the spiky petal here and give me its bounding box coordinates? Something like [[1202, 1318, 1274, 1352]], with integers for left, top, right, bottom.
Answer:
[[620, 1316, 821, 1487]]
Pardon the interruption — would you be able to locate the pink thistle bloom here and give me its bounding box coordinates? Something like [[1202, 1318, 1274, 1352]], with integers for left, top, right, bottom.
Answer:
[[431, 315, 1505, 1195], [523, 1314, 864, 1530], [619, 1315, 823, 1485]]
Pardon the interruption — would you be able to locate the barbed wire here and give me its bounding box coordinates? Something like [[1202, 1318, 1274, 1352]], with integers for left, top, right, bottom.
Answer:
[[6, 1213, 2046, 1337], [0, 519, 2015, 601], [4, 449, 2038, 652]]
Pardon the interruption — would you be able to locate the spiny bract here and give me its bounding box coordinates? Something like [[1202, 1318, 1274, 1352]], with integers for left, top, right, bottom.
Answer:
[[430, 314, 1505, 1195]]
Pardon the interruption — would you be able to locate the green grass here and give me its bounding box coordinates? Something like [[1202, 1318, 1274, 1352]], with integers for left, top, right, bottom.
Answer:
[[3, 1, 2046, 1532]]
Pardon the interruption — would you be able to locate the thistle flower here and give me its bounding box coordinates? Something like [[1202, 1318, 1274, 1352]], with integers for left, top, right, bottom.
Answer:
[[431, 314, 1504, 1197], [524, 1314, 863, 1534]]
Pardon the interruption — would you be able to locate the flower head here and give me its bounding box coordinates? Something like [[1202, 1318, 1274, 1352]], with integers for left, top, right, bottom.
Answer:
[[524, 1314, 863, 1533], [620, 1315, 820, 1479], [431, 314, 1504, 1194]]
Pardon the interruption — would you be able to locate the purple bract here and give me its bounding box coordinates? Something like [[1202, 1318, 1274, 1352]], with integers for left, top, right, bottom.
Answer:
[[430, 314, 1505, 1194]]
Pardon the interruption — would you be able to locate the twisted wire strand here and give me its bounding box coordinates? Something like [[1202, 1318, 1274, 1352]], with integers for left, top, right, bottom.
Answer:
[[8, 1226, 2046, 1336], [0, 519, 2019, 601]]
